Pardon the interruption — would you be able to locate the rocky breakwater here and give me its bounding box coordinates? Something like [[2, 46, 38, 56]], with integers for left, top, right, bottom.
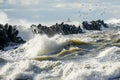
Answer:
[[31, 22, 83, 36], [31, 20, 108, 36]]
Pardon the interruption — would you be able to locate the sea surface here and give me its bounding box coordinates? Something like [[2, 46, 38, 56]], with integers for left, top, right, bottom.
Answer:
[[0, 19, 120, 80]]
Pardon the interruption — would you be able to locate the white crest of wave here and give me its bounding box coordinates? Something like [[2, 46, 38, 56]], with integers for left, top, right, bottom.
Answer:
[[17, 25, 34, 41], [0, 11, 9, 24], [106, 18, 120, 25], [97, 46, 120, 58], [24, 34, 66, 57], [64, 21, 80, 26]]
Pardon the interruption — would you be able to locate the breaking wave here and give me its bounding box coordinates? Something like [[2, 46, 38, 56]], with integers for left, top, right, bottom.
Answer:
[[0, 19, 120, 80]]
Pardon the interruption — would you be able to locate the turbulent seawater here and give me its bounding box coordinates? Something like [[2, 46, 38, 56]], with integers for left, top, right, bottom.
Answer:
[[0, 20, 120, 80]]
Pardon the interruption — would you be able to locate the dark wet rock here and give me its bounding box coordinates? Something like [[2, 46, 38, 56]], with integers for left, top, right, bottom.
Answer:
[[82, 20, 108, 30], [0, 23, 25, 50], [31, 22, 83, 36], [31, 20, 108, 36]]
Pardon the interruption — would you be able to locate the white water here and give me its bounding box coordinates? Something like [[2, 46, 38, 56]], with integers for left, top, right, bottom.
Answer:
[[0, 19, 120, 80]]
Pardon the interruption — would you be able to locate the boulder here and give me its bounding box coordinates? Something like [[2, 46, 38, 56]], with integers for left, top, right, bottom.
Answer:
[[0, 23, 25, 50], [31, 20, 108, 36], [82, 20, 108, 30], [31, 22, 83, 36]]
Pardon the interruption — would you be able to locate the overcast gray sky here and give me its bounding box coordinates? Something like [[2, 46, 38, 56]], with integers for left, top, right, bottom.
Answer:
[[0, 0, 120, 25]]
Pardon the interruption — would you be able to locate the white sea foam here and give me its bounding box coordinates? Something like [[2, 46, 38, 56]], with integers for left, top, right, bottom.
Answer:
[[17, 25, 34, 41], [97, 46, 120, 58], [24, 34, 67, 57], [0, 21, 120, 80], [106, 18, 120, 25]]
